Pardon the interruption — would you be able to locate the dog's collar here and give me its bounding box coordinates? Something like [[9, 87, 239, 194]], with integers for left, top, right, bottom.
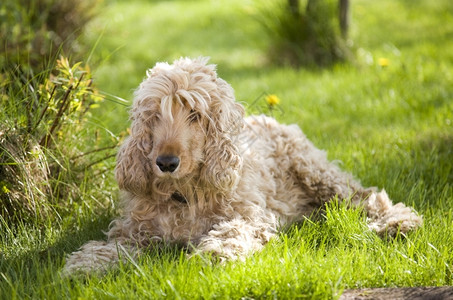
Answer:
[[171, 192, 187, 204]]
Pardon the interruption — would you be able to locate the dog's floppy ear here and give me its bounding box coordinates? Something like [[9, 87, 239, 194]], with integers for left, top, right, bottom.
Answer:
[[201, 78, 245, 192], [115, 121, 154, 195]]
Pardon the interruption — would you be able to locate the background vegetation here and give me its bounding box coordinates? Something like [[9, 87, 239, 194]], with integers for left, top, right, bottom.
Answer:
[[1, 0, 452, 298], [0, 0, 117, 225], [257, 0, 351, 66]]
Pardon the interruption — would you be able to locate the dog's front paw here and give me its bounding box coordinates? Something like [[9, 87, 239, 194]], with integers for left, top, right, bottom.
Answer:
[[62, 241, 118, 277], [366, 191, 423, 237], [187, 244, 231, 264], [194, 223, 269, 262], [62, 240, 138, 277], [194, 237, 244, 262]]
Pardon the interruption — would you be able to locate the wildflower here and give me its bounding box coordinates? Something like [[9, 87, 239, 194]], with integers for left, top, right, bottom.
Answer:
[[265, 94, 281, 107], [378, 58, 390, 67], [1, 182, 10, 194]]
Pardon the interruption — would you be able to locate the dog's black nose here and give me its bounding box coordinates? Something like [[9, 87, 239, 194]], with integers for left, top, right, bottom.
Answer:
[[156, 155, 180, 173]]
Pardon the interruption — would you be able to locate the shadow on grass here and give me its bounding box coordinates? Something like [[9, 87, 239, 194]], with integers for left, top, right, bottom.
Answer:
[[395, 132, 453, 210], [0, 212, 113, 294]]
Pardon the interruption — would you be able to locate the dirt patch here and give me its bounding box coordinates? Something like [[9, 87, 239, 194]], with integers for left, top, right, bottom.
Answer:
[[339, 286, 453, 300]]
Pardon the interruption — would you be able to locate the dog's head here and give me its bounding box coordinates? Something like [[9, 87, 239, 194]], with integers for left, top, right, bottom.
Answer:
[[115, 57, 244, 196]]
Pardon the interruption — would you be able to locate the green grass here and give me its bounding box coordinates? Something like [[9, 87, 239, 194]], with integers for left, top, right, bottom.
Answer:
[[1, 0, 453, 298]]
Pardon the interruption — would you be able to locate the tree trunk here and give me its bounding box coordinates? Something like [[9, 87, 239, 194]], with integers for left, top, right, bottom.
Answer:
[[306, 0, 315, 14], [339, 0, 350, 38], [288, 0, 299, 16]]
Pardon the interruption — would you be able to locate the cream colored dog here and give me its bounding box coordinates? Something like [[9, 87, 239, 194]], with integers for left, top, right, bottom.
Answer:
[[64, 57, 422, 274]]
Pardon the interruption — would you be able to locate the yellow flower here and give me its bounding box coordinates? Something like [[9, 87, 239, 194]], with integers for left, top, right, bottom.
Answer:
[[1, 183, 10, 194], [378, 57, 390, 67], [265, 94, 280, 106]]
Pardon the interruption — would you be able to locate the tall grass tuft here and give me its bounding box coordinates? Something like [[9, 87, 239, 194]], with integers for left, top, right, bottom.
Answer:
[[257, 0, 350, 67], [0, 57, 118, 225], [0, 0, 117, 226]]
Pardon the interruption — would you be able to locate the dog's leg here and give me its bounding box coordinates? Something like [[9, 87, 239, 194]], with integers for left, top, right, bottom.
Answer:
[[283, 125, 422, 236], [194, 219, 274, 261], [62, 240, 138, 275], [283, 125, 370, 203], [363, 190, 422, 236]]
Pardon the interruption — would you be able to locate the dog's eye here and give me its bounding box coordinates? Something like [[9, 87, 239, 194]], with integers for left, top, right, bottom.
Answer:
[[189, 110, 200, 123], [151, 113, 161, 122]]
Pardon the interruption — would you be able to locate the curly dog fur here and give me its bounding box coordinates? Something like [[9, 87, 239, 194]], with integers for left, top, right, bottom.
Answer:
[[64, 57, 422, 274]]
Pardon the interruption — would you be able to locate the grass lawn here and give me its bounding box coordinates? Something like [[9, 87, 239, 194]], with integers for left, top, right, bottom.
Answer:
[[1, 0, 453, 298]]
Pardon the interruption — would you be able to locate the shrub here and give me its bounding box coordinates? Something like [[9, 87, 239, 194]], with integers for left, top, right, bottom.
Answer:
[[257, 0, 351, 67], [0, 57, 118, 225], [0, 0, 117, 225]]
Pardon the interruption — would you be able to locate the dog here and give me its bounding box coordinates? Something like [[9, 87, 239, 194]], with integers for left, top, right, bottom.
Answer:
[[64, 57, 422, 274]]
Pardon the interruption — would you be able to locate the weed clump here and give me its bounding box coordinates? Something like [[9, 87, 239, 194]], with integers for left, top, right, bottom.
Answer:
[[0, 58, 117, 224], [257, 0, 351, 67], [0, 0, 117, 225]]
